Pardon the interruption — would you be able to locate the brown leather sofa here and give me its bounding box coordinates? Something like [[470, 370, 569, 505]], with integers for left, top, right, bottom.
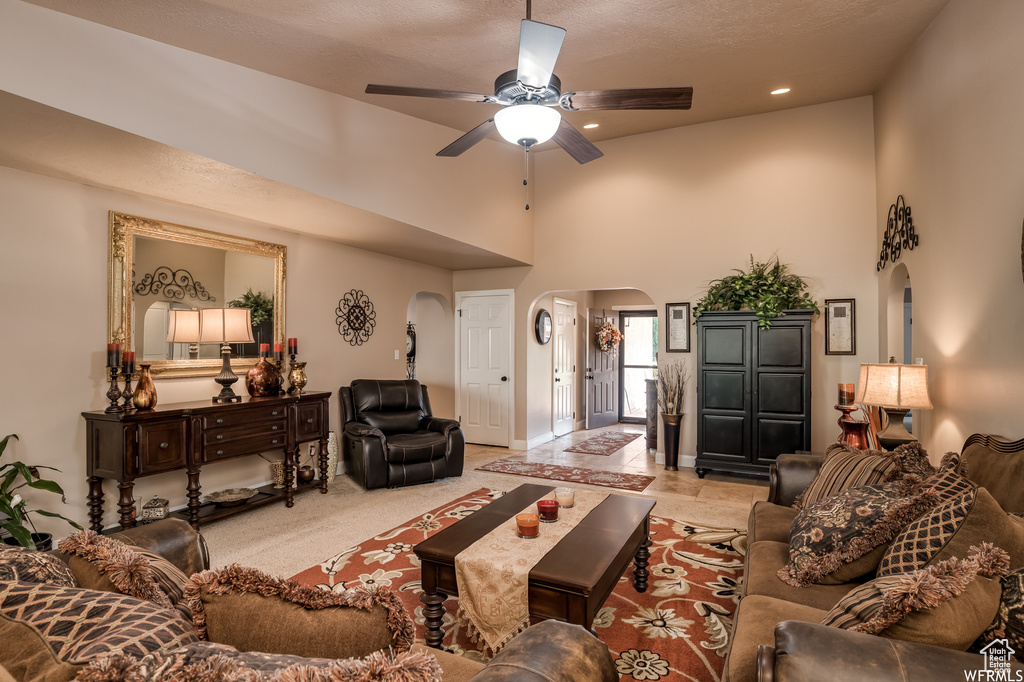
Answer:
[[2, 519, 615, 682], [340, 379, 466, 489], [727, 434, 1024, 682]]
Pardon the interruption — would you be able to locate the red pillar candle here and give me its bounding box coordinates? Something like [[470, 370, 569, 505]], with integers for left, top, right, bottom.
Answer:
[[106, 343, 121, 368], [515, 513, 539, 538], [123, 351, 136, 374], [259, 343, 270, 357], [287, 338, 298, 354], [537, 499, 559, 522], [273, 343, 284, 362]]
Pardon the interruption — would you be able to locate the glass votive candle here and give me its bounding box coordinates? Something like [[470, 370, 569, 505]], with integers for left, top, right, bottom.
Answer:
[[555, 487, 576, 508], [537, 499, 559, 523], [516, 513, 539, 539]]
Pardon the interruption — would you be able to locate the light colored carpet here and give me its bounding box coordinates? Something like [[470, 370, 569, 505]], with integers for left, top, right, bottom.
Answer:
[[201, 467, 754, 578]]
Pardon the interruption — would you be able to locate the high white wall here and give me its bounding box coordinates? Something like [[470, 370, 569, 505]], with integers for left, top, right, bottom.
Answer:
[[0, 165, 455, 534], [873, 0, 1024, 455], [458, 97, 880, 452]]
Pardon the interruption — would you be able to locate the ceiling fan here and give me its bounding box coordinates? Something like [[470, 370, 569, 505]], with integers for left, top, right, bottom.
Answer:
[[364, 5, 693, 165]]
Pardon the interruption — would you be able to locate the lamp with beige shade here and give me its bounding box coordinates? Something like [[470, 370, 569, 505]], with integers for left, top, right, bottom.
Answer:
[[166, 309, 201, 360], [855, 361, 933, 450], [199, 307, 254, 403]]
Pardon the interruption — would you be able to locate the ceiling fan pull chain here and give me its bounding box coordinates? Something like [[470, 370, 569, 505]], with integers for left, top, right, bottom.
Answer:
[[526, 0, 532, 21], [524, 145, 531, 210]]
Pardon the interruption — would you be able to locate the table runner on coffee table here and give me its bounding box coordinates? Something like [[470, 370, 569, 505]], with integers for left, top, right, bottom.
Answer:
[[454, 489, 609, 654]]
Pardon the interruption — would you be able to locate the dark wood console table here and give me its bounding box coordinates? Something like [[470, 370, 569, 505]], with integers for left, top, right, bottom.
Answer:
[[82, 390, 331, 531]]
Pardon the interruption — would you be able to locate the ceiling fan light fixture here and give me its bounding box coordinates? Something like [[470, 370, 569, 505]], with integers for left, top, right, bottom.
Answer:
[[494, 103, 561, 147]]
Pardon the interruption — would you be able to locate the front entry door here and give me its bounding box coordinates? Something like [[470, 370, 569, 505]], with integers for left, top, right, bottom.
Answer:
[[458, 293, 511, 446], [552, 299, 576, 437], [586, 310, 619, 429]]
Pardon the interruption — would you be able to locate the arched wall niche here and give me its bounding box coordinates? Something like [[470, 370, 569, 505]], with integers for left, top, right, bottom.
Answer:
[[407, 291, 454, 417]]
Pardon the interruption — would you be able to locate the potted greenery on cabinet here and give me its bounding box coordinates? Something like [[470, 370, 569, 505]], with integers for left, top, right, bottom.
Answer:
[[1, 434, 82, 550], [692, 255, 819, 328]]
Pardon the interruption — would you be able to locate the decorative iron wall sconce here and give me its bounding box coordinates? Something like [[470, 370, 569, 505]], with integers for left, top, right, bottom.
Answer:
[[877, 195, 920, 271]]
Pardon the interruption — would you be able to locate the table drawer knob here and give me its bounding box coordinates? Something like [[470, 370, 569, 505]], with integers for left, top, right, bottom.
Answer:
[[159, 442, 169, 450], [306, 418, 314, 424], [272, 425, 279, 431], [271, 439, 279, 445], [216, 450, 224, 456], [272, 410, 279, 416], [216, 434, 224, 440], [216, 418, 224, 425]]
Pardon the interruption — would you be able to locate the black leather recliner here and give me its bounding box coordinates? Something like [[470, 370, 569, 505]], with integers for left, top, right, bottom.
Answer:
[[339, 379, 465, 489]]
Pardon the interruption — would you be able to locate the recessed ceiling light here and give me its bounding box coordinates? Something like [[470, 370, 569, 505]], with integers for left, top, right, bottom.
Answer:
[[583, 123, 599, 129], [771, 88, 791, 95]]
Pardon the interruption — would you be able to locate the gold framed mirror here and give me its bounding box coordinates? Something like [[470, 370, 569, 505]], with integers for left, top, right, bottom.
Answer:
[[108, 211, 286, 378]]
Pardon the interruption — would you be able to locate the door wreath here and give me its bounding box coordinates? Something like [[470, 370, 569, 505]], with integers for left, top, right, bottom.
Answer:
[[595, 322, 623, 352]]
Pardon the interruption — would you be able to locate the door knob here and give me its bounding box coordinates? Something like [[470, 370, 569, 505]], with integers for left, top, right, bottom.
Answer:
[[555, 378, 561, 382], [501, 376, 508, 382]]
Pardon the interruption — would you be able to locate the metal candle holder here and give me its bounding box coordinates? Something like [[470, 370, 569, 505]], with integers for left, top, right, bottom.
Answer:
[[105, 367, 124, 413], [121, 364, 135, 410]]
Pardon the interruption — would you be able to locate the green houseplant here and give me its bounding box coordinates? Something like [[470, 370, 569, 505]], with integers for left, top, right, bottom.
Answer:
[[692, 255, 819, 328], [1, 434, 82, 550], [228, 288, 274, 326]]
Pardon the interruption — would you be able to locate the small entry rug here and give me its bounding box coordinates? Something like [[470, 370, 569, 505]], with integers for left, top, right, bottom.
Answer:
[[476, 458, 655, 493], [564, 431, 643, 455], [289, 488, 746, 682]]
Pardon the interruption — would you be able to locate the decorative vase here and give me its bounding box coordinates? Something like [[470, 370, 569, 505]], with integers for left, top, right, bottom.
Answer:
[[287, 361, 308, 395], [326, 431, 339, 483], [661, 413, 683, 471], [3, 532, 53, 551], [132, 364, 158, 410], [297, 465, 315, 484], [270, 461, 285, 489], [246, 357, 283, 397]]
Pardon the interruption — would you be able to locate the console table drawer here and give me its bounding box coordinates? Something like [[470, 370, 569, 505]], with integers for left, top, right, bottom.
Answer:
[[204, 405, 286, 430], [136, 420, 187, 475], [204, 433, 286, 463], [204, 419, 286, 446], [296, 401, 324, 440]]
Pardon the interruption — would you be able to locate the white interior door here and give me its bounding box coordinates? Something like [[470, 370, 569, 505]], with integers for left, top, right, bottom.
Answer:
[[458, 292, 511, 446], [552, 299, 576, 437]]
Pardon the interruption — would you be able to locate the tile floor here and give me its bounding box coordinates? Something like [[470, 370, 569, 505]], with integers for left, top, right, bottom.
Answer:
[[462, 423, 769, 514]]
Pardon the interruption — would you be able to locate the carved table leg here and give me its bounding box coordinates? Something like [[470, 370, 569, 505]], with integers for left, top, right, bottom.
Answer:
[[87, 476, 105, 531], [284, 445, 297, 507], [420, 591, 447, 649], [632, 535, 652, 593], [318, 436, 329, 493], [186, 465, 202, 530], [117, 478, 136, 530]]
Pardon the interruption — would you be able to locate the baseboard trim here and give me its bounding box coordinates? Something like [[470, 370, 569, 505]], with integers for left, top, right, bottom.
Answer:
[[510, 439, 529, 450], [654, 452, 696, 469], [526, 432, 554, 450]]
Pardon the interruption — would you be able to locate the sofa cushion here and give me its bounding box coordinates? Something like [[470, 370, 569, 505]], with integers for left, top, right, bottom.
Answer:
[[57, 530, 191, 621], [748, 501, 799, 544], [976, 567, 1024, 660], [780, 476, 939, 587], [0, 547, 76, 587], [0, 613, 85, 682], [961, 441, 1024, 514], [185, 564, 414, 659], [0, 581, 199, 664], [793, 443, 902, 510], [744, 541, 858, 610], [73, 641, 443, 682], [879, 487, 1024, 577], [384, 431, 448, 464], [822, 544, 1008, 651], [725, 595, 828, 682], [412, 645, 484, 682]]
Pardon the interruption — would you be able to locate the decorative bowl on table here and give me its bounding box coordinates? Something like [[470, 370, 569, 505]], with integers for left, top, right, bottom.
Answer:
[[206, 488, 258, 507]]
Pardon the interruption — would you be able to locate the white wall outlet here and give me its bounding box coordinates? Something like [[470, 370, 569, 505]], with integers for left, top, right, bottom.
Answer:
[[395, 349, 400, 360]]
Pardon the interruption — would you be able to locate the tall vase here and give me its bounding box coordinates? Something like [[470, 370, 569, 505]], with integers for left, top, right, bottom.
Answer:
[[661, 413, 683, 471], [132, 364, 158, 410], [287, 361, 308, 395]]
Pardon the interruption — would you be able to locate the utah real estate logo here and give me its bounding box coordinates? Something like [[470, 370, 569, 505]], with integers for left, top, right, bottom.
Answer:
[[967, 640, 1022, 681]]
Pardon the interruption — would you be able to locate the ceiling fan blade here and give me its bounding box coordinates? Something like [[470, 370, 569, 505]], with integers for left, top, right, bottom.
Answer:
[[551, 119, 604, 164], [365, 84, 490, 103], [436, 118, 498, 157], [517, 20, 566, 89], [566, 87, 694, 111]]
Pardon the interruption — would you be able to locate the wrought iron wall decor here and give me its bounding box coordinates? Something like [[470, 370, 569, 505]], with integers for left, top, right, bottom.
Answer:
[[133, 266, 216, 301], [877, 195, 920, 271], [406, 322, 416, 379], [336, 289, 377, 346]]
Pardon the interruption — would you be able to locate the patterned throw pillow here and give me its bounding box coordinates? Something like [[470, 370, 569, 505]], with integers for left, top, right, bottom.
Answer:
[[0, 581, 199, 663], [794, 443, 903, 510], [975, 568, 1024, 661], [822, 544, 1008, 651], [74, 641, 443, 682], [57, 531, 191, 621], [0, 546, 77, 587], [779, 476, 939, 587], [879, 487, 1024, 577]]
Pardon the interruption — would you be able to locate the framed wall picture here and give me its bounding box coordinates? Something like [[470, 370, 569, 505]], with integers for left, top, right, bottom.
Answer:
[[825, 298, 856, 355], [665, 302, 691, 353]]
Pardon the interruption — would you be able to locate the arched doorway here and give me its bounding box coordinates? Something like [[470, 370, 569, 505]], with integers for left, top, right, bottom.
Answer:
[[406, 292, 454, 417]]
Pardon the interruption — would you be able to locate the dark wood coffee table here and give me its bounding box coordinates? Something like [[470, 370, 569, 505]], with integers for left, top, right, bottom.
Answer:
[[414, 483, 656, 649]]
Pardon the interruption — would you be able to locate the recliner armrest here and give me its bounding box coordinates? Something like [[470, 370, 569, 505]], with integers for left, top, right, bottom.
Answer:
[[107, 517, 210, 576], [767, 454, 825, 506], [473, 620, 617, 681], [344, 422, 385, 442], [422, 416, 460, 436], [761, 621, 1024, 682]]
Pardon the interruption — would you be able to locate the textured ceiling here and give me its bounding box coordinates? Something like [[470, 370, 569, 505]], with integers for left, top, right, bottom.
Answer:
[[23, 0, 950, 145]]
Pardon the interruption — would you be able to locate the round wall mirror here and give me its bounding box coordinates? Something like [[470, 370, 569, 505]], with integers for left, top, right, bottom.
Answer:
[[535, 309, 552, 344]]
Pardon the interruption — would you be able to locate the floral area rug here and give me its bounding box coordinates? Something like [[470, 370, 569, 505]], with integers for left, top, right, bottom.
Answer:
[[289, 488, 746, 682], [475, 458, 655, 493], [564, 431, 643, 455]]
